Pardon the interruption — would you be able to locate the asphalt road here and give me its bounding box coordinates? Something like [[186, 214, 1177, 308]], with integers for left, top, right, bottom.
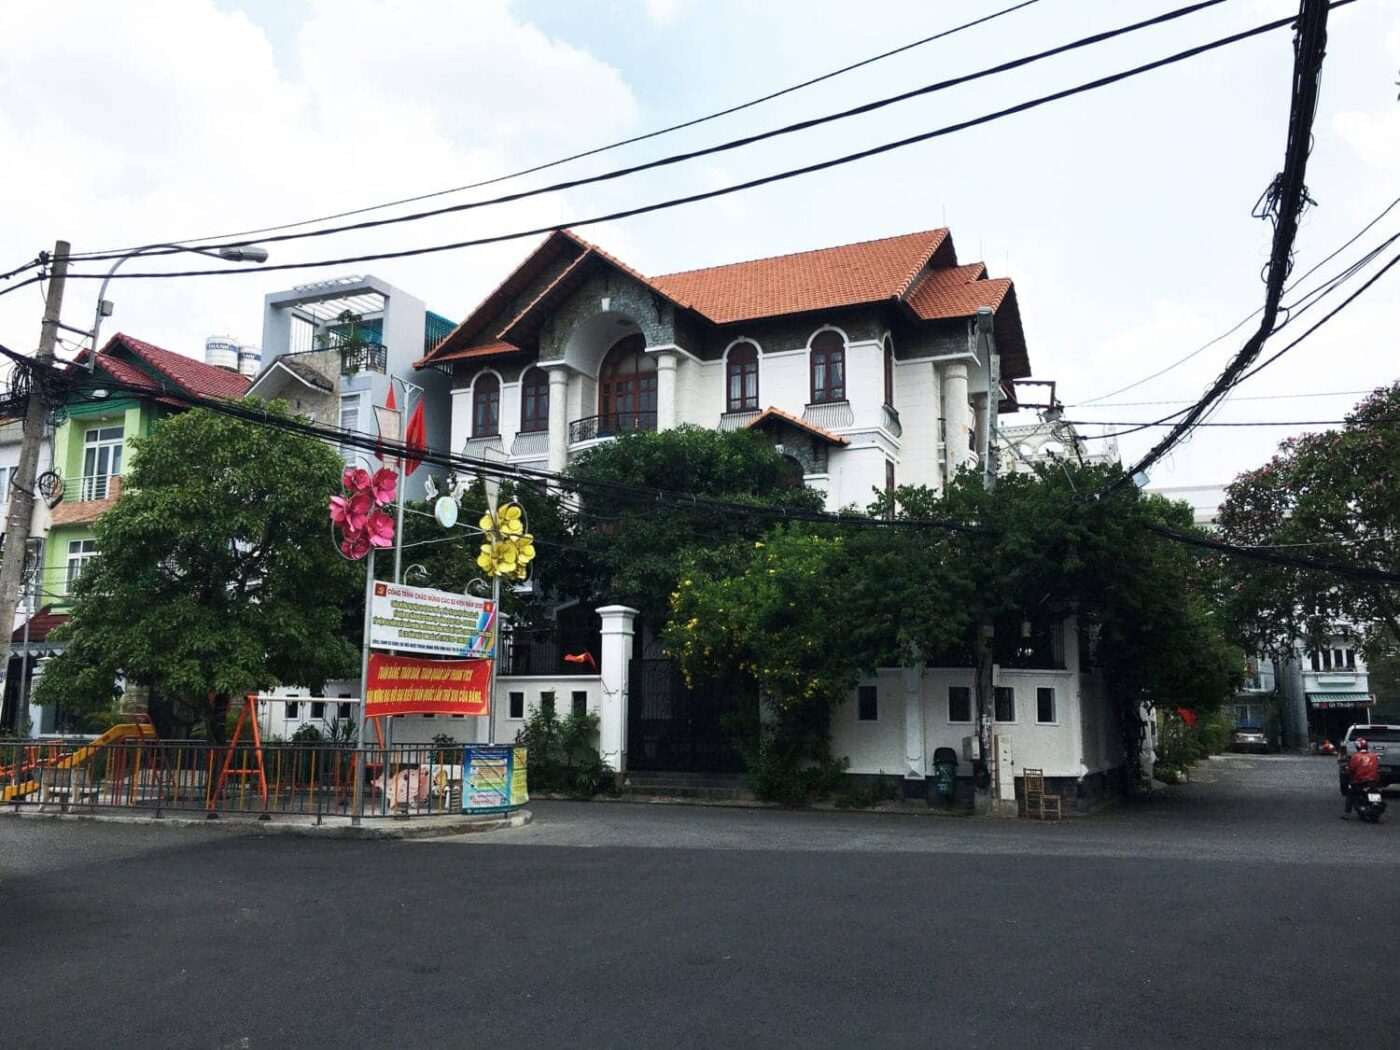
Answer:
[[2, 754, 1395, 1049]]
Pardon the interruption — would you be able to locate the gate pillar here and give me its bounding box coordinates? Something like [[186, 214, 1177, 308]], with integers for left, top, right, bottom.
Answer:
[[597, 605, 639, 772]]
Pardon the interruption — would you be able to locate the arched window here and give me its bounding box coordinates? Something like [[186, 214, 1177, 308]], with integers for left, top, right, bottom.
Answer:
[[472, 372, 500, 437], [883, 335, 894, 407], [598, 334, 657, 432], [520, 368, 549, 433], [810, 330, 846, 404], [726, 342, 759, 412]]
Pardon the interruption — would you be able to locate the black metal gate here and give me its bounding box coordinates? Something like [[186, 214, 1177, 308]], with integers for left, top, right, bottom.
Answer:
[[627, 659, 748, 772]]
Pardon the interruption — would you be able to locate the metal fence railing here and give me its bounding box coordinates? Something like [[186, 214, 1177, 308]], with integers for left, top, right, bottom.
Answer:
[[0, 738, 492, 822]]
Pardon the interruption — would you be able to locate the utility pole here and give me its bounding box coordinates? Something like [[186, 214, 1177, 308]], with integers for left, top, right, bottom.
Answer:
[[973, 306, 999, 815], [0, 240, 68, 729]]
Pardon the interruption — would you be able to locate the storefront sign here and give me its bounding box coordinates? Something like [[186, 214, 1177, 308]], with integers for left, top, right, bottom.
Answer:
[[462, 745, 529, 812], [364, 653, 491, 718], [369, 581, 495, 658]]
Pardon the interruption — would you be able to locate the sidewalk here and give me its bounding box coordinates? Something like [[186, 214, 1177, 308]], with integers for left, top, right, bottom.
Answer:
[[1, 806, 531, 840]]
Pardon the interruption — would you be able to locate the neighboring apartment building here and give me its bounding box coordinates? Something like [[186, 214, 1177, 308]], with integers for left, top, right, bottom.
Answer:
[[416, 227, 1131, 804], [1146, 483, 1373, 748], [21, 334, 252, 737], [253, 275, 454, 501]]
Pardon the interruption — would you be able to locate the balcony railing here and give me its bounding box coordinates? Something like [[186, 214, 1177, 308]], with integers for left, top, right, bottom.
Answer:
[[881, 403, 903, 438], [499, 629, 600, 677], [338, 342, 387, 375], [569, 412, 657, 444], [78, 473, 122, 502]]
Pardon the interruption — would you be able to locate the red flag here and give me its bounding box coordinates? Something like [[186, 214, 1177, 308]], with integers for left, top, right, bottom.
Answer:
[[1176, 707, 1198, 728], [403, 399, 426, 476], [563, 651, 597, 671], [376, 385, 398, 464]]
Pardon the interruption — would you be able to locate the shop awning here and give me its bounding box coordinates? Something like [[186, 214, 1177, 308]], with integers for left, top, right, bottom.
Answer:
[[1307, 693, 1374, 709]]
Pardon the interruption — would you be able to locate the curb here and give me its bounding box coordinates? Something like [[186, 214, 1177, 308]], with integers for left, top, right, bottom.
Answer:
[[0, 808, 532, 840]]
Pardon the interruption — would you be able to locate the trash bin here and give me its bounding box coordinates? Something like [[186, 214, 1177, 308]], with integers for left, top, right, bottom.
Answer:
[[931, 747, 959, 804]]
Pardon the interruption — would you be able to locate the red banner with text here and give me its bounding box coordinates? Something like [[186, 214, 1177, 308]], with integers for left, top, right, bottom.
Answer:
[[364, 654, 491, 719]]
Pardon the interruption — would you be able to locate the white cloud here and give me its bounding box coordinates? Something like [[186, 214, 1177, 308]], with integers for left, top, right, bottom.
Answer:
[[0, 0, 638, 359], [642, 0, 683, 25]]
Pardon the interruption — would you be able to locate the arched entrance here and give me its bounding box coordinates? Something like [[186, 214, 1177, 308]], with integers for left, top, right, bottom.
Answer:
[[597, 333, 657, 435]]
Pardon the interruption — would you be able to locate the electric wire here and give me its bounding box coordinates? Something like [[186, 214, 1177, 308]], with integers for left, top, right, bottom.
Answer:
[[1072, 191, 1400, 406], [64, 0, 1232, 267], [77, 0, 1045, 257], [56, 5, 1349, 283]]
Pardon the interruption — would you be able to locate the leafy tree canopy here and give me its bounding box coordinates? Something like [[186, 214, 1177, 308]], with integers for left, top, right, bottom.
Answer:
[[36, 403, 360, 739], [566, 426, 824, 626], [1217, 382, 1400, 658]]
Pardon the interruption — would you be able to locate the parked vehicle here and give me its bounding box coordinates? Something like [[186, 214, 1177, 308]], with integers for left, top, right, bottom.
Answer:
[[1230, 724, 1269, 753], [1337, 725, 1400, 794]]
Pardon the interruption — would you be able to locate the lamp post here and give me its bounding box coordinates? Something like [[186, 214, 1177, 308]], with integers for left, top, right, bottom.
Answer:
[[85, 243, 270, 369]]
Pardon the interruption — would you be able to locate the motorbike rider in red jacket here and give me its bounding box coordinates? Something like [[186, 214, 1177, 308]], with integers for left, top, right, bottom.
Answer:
[[1344, 738, 1382, 816]]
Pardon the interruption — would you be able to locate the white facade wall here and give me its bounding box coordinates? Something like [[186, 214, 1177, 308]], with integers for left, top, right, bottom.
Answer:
[[832, 666, 1100, 781]]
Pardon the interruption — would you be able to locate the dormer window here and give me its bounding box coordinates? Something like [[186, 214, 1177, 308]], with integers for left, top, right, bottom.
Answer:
[[726, 342, 759, 412], [809, 331, 845, 404]]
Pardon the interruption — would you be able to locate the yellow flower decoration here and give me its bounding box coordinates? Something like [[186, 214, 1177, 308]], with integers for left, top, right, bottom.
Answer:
[[476, 501, 537, 579]]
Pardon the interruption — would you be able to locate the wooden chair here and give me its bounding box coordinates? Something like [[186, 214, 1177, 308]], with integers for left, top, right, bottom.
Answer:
[[1021, 768, 1063, 821]]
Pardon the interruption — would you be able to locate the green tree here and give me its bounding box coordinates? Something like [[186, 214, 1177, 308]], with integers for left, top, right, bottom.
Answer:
[[567, 426, 824, 626], [36, 403, 359, 740], [1217, 382, 1400, 660]]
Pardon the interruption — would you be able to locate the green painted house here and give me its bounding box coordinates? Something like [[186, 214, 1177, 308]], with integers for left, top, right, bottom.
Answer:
[[42, 334, 252, 610]]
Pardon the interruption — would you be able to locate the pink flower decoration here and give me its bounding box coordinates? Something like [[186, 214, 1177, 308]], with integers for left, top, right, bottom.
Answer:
[[345, 491, 373, 532], [370, 467, 398, 505], [329, 494, 349, 525], [341, 531, 372, 560], [367, 509, 396, 548], [343, 466, 372, 493]]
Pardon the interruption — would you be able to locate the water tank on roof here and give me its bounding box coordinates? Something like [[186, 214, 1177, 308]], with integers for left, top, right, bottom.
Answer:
[[237, 344, 262, 378], [205, 335, 239, 372]]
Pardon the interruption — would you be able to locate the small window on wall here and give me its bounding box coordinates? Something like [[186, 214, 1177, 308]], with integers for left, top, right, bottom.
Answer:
[[540, 691, 556, 717], [726, 342, 759, 412], [311, 701, 326, 720], [571, 691, 588, 718], [882, 335, 894, 407], [857, 685, 878, 721], [473, 373, 500, 437], [809, 330, 846, 404], [993, 686, 1016, 722], [520, 368, 549, 433], [1036, 687, 1056, 724], [948, 686, 972, 723], [337, 702, 352, 721], [508, 691, 525, 720], [1346, 649, 1357, 670], [286, 701, 300, 720]]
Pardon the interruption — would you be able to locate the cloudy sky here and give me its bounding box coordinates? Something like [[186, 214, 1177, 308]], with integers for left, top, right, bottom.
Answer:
[[1, 0, 1395, 489]]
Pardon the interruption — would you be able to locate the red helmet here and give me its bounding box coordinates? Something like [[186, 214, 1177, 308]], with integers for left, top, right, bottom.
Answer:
[[1355, 737, 1369, 752]]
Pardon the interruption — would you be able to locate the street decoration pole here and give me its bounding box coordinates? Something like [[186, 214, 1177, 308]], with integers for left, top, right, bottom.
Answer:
[[351, 547, 375, 826]]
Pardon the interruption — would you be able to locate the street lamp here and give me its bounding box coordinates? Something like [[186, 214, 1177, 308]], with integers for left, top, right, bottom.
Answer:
[[85, 243, 270, 370]]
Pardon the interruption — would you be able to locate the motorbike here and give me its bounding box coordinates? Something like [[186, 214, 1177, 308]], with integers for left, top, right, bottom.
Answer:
[[1350, 784, 1387, 824]]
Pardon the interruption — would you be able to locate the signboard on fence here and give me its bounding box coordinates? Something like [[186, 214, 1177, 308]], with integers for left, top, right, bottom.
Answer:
[[462, 745, 529, 813], [364, 653, 491, 719], [369, 581, 496, 658]]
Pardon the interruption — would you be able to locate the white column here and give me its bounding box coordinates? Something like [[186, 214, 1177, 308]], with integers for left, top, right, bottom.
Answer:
[[547, 367, 569, 474], [942, 362, 970, 480], [654, 349, 678, 430], [973, 394, 989, 471], [902, 663, 926, 780], [929, 362, 944, 492], [597, 605, 638, 772]]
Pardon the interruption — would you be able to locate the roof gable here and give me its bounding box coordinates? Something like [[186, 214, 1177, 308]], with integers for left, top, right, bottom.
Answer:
[[96, 334, 252, 401]]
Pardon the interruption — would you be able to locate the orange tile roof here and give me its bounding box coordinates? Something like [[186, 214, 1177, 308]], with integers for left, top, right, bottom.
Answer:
[[96, 334, 252, 401], [746, 405, 849, 446], [905, 264, 1011, 321], [416, 341, 526, 367], [651, 229, 950, 324]]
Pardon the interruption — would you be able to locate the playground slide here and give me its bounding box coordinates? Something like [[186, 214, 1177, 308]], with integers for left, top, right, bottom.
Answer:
[[0, 722, 158, 802]]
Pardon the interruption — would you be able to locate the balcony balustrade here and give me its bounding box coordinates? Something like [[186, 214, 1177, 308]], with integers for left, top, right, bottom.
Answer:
[[568, 412, 657, 445]]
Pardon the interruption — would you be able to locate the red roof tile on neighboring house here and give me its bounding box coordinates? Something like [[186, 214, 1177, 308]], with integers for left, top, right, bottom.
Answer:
[[12, 606, 68, 644], [745, 406, 849, 446], [414, 341, 526, 367], [651, 229, 951, 324], [113, 335, 252, 400]]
